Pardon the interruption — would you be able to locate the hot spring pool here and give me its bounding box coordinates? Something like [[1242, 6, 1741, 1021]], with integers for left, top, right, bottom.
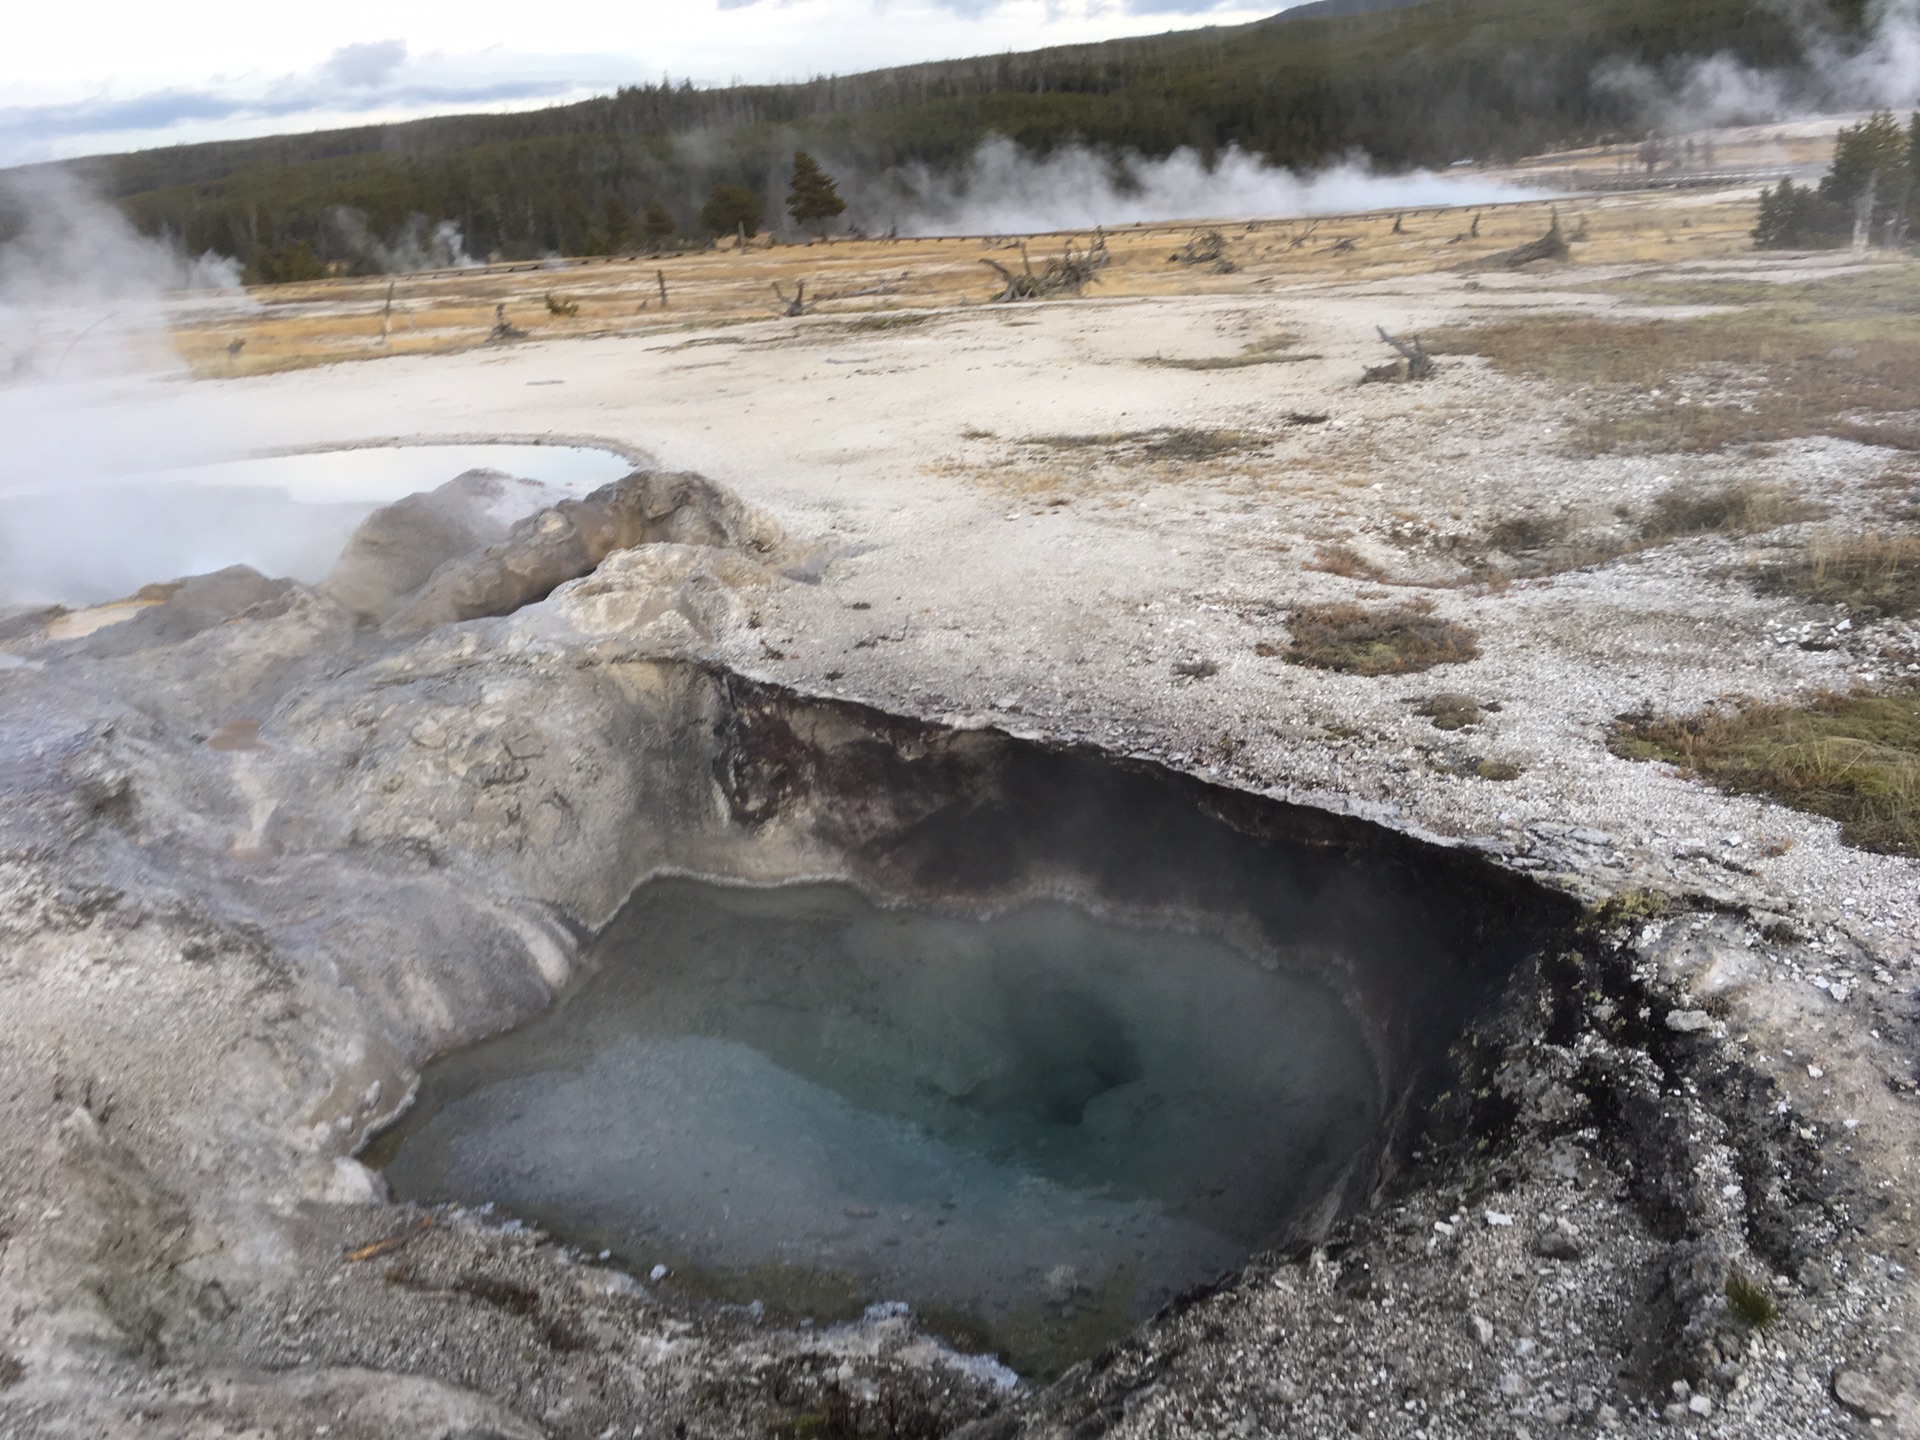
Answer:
[[376, 876, 1382, 1375]]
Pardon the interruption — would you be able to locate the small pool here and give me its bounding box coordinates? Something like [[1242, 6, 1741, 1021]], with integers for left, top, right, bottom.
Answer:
[[0, 444, 636, 608], [376, 877, 1382, 1377]]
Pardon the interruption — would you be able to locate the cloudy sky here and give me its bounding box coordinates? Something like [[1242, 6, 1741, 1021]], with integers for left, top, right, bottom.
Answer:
[[0, 0, 1280, 166]]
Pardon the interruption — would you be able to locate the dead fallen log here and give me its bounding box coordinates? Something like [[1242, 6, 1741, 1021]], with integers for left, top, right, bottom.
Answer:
[[1361, 327, 1434, 385], [486, 303, 527, 343], [1467, 214, 1571, 271], [1169, 229, 1227, 265], [772, 281, 809, 317], [983, 233, 1110, 303]]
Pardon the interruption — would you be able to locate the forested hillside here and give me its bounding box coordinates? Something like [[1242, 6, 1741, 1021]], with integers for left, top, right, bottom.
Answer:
[[12, 0, 1873, 278]]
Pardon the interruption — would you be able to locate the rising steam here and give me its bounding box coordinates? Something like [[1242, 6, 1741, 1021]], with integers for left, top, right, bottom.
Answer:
[[0, 173, 268, 607], [1597, 0, 1920, 131], [858, 139, 1545, 238], [330, 209, 481, 272]]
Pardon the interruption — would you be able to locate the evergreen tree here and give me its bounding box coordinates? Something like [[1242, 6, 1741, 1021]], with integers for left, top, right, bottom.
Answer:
[[699, 184, 763, 239], [786, 151, 847, 236], [642, 199, 677, 251], [246, 240, 327, 285], [1908, 110, 1920, 230], [1820, 110, 1910, 213], [1753, 176, 1837, 249], [1758, 108, 1920, 247], [601, 195, 633, 250], [1820, 109, 1912, 242]]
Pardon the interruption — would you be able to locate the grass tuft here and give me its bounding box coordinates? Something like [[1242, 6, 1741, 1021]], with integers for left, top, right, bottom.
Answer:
[[1611, 690, 1920, 856], [1284, 600, 1478, 676], [1641, 482, 1819, 541], [1762, 529, 1920, 618], [1306, 544, 1394, 582], [1725, 1270, 1780, 1330]]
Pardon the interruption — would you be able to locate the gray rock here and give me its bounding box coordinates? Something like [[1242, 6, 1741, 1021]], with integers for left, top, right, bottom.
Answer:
[[321, 469, 530, 623], [1664, 1009, 1712, 1034], [1532, 1228, 1584, 1262], [385, 470, 781, 634], [1833, 1369, 1897, 1418]]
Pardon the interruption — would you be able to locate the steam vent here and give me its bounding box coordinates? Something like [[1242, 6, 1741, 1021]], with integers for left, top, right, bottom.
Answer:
[[7, 23, 1920, 1432]]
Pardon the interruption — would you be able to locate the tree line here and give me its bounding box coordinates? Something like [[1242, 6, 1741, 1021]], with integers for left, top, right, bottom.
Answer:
[[1755, 111, 1920, 249], [9, 0, 1873, 280]]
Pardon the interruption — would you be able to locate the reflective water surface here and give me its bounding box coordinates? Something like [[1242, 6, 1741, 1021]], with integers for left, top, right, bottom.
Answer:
[[380, 878, 1383, 1375]]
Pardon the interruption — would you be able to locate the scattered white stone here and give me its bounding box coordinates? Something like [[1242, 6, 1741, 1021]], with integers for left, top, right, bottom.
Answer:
[[1486, 1210, 1515, 1227], [1665, 1009, 1712, 1033], [1808, 1065, 1825, 1079], [1689, 1394, 1713, 1416], [649, 1264, 670, 1282], [1470, 1315, 1496, 1349]]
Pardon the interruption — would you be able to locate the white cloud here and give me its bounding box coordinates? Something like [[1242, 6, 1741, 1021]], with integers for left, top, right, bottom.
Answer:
[[323, 40, 411, 90]]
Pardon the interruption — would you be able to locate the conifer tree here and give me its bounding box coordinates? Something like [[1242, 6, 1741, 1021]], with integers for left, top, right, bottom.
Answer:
[[786, 151, 847, 237], [1757, 108, 1920, 248], [642, 199, 677, 252], [601, 195, 632, 251], [1753, 176, 1832, 249], [699, 184, 763, 239]]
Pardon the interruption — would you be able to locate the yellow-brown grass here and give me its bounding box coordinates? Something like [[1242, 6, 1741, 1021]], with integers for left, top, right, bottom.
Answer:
[[1764, 529, 1920, 617], [1431, 265, 1920, 455], [1612, 691, 1920, 856], [161, 187, 1770, 377], [1282, 599, 1478, 676]]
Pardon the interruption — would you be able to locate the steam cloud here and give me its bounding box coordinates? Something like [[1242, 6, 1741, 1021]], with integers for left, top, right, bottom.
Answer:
[[330, 209, 481, 272], [860, 139, 1546, 237], [0, 173, 267, 607], [1597, 0, 1920, 131]]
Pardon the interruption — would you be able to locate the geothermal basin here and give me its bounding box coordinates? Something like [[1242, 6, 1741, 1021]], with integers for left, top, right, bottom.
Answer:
[[369, 671, 1569, 1377]]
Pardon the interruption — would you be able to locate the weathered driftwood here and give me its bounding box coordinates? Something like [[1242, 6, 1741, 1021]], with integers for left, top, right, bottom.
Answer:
[[486, 303, 527, 343], [1468, 214, 1571, 271], [1170, 229, 1226, 266], [772, 281, 809, 317], [982, 232, 1110, 303], [1361, 327, 1434, 385]]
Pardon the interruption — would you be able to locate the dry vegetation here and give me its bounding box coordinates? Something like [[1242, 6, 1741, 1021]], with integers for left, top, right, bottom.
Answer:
[[1640, 481, 1822, 541], [1612, 691, 1920, 856], [1763, 529, 1920, 618], [1321, 481, 1821, 592], [1025, 428, 1270, 463], [1430, 264, 1920, 455], [159, 187, 1770, 379], [1278, 600, 1479, 676], [1140, 332, 1319, 371]]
